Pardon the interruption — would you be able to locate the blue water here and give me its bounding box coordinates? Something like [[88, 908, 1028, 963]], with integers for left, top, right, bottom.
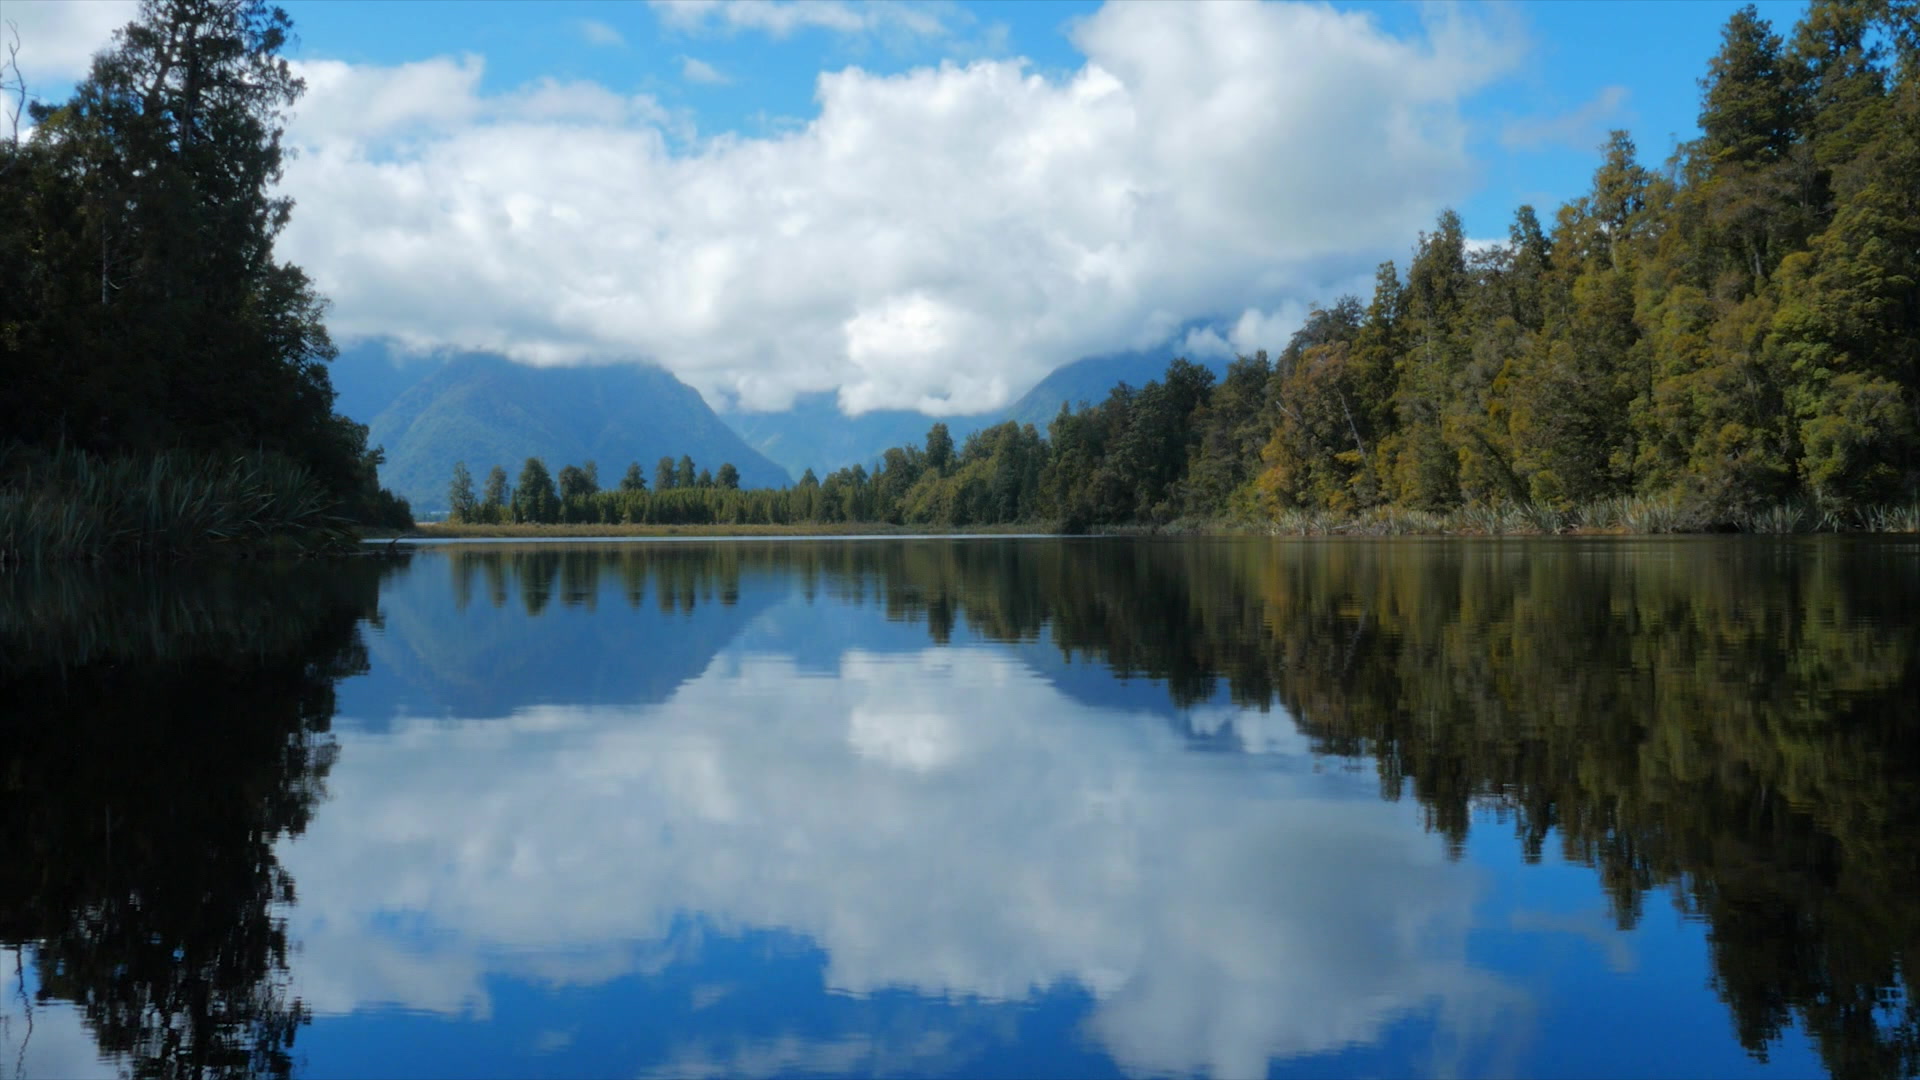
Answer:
[[7, 537, 1915, 1079]]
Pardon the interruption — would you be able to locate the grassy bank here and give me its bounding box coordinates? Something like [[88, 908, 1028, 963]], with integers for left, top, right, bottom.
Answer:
[[409, 520, 1052, 539], [0, 446, 356, 564], [1242, 496, 1920, 537], [401, 496, 1920, 541]]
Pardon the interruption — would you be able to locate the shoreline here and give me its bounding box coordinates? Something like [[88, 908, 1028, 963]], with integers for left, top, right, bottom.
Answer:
[[362, 515, 1920, 543]]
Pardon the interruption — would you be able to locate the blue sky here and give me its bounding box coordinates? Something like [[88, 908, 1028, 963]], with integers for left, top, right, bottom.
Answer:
[[268, 0, 1808, 240], [14, 0, 1810, 415]]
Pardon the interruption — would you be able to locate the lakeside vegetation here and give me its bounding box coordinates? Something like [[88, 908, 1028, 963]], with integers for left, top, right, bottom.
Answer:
[[0, 0, 412, 563]]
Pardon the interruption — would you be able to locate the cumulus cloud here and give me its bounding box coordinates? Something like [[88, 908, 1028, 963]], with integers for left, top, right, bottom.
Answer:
[[650, 0, 953, 41], [0, 948, 122, 1078], [0, 0, 136, 86], [281, 638, 1514, 1077], [277, 2, 1520, 414], [680, 55, 729, 85]]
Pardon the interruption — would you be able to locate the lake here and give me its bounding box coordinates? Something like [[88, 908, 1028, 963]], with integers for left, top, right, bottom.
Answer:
[[2, 537, 1916, 1079]]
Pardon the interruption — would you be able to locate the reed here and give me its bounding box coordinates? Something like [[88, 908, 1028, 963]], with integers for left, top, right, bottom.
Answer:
[[0, 446, 350, 564]]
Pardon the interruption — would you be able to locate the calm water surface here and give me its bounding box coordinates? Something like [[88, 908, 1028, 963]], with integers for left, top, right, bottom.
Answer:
[[3, 537, 1916, 1079]]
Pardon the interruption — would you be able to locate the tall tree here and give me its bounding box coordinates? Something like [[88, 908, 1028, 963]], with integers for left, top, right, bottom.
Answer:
[[15, 2, 344, 480], [925, 423, 956, 475], [482, 465, 510, 523], [1700, 5, 1798, 167], [620, 462, 647, 492], [655, 456, 677, 491], [675, 454, 696, 489], [447, 462, 477, 523], [512, 457, 558, 524]]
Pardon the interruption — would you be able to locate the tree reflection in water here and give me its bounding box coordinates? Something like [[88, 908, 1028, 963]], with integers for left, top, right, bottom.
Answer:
[[3, 538, 1916, 1079], [0, 559, 395, 1079]]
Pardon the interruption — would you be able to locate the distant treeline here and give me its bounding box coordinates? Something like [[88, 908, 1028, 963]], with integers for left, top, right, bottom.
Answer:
[[453, 1, 1920, 534], [1, 0, 412, 561]]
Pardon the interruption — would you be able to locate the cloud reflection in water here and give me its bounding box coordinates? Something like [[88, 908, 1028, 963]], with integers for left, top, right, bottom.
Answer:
[[283, 633, 1515, 1077]]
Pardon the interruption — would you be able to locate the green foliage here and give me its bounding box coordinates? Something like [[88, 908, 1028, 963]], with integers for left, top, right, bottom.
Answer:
[[620, 461, 648, 492], [448, 461, 478, 523], [511, 457, 559, 524], [0, 444, 351, 562], [0, 0, 410, 531]]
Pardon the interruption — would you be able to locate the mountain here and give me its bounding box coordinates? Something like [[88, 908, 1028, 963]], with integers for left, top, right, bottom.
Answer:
[[998, 346, 1231, 432], [723, 340, 1234, 477], [335, 344, 788, 511], [329, 338, 446, 429], [722, 392, 993, 479]]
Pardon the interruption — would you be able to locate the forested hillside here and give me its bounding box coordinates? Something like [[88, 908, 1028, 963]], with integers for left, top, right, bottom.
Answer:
[[360, 352, 788, 511]]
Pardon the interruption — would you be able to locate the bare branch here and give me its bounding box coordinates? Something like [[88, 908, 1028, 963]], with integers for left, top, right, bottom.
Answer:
[[2, 19, 25, 145]]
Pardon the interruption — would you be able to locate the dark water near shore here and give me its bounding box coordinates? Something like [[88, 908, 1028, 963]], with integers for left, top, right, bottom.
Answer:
[[3, 537, 1917, 1080]]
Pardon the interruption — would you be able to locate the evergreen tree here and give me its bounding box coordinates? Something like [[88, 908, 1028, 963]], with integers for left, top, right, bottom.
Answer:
[[925, 423, 956, 475], [448, 462, 477, 523], [512, 458, 558, 524], [620, 462, 647, 492], [482, 465, 510, 523], [655, 456, 677, 491]]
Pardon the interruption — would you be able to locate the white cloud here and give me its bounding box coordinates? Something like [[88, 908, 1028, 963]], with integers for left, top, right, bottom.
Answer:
[[0, 0, 136, 86], [651, 0, 953, 40], [577, 18, 626, 47], [281, 634, 1517, 1077], [277, 1, 1521, 414], [1501, 84, 1630, 152], [680, 55, 729, 85], [0, 947, 123, 1079]]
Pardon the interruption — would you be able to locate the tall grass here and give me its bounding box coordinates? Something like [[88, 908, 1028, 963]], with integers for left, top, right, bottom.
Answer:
[[1260, 493, 1920, 537], [0, 446, 351, 564]]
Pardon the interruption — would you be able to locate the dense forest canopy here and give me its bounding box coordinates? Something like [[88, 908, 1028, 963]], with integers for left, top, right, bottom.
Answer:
[[0, 0, 409, 542]]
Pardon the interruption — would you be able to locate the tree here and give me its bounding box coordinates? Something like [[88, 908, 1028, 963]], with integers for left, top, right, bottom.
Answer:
[[17, 2, 339, 472], [1700, 5, 1798, 167], [621, 462, 647, 492], [448, 462, 477, 522], [512, 458, 558, 524], [717, 462, 740, 489], [925, 423, 955, 475], [557, 463, 598, 500], [482, 465, 510, 523], [696, 468, 714, 488], [655, 456, 676, 490], [0, 0, 415, 524], [675, 455, 696, 489]]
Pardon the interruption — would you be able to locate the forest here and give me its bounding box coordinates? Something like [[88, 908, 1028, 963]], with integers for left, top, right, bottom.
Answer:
[[0, 0, 412, 562], [449, 0, 1920, 534]]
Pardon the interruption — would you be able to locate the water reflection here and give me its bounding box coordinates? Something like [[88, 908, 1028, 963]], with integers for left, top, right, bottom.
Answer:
[[4, 538, 1917, 1079], [0, 559, 396, 1079]]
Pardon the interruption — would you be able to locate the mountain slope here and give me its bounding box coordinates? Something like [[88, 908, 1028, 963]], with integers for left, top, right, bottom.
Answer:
[[724, 341, 1233, 476], [723, 392, 993, 478], [329, 338, 446, 428], [998, 347, 1232, 432], [362, 352, 789, 510]]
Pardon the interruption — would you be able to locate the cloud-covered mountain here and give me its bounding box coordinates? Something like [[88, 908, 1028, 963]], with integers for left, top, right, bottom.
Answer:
[[723, 339, 1233, 477], [333, 340, 789, 510]]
